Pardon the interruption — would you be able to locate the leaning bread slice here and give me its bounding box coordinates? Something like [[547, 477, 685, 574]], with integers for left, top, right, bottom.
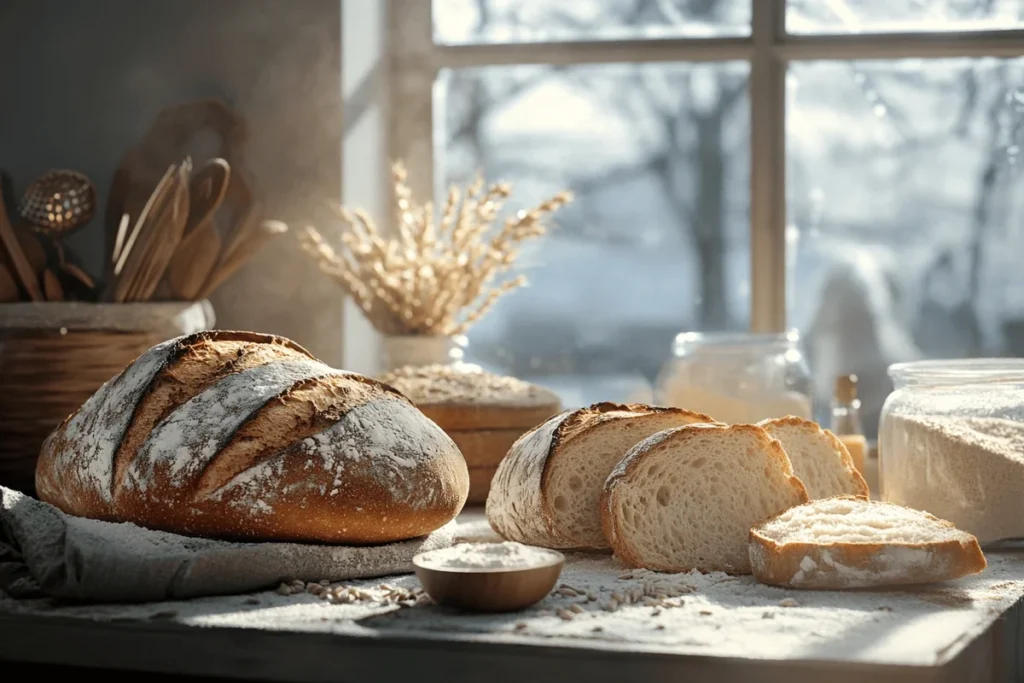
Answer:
[[486, 402, 716, 549], [749, 496, 987, 589], [601, 423, 809, 573], [758, 416, 868, 499]]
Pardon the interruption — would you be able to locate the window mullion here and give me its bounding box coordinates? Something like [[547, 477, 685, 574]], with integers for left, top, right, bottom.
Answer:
[[389, 0, 439, 206], [434, 37, 754, 68], [778, 29, 1024, 61], [750, 0, 788, 334]]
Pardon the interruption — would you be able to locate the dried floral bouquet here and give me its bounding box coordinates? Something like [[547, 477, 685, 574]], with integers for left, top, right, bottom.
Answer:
[[299, 162, 572, 336]]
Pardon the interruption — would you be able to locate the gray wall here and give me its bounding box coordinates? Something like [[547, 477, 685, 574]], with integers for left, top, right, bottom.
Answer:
[[0, 0, 346, 366]]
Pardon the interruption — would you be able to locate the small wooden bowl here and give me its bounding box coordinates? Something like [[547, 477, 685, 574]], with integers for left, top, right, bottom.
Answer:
[[413, 546, 565, 613]]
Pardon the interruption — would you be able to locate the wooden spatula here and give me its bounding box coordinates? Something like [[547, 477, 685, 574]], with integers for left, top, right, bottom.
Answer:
[[196, 220, 287, 298], [42, 268, 64, 301], [166, 224, 222, 300], [0, 264, 18, 302], [182, 158, 230, 239], [0, 184, 43, 302]]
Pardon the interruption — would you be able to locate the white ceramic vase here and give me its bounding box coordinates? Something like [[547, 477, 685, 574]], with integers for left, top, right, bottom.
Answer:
[[380, 334, 467, 372]]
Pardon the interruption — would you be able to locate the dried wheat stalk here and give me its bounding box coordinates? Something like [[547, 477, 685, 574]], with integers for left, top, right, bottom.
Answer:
[[299, 161, 572, 336]]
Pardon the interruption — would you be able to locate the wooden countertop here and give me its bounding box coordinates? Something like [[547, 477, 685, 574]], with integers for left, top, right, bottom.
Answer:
[[1, 508, 1023, 683]]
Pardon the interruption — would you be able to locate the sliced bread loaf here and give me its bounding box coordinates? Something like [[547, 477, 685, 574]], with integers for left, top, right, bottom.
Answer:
[[758, 416, 868, 499], [749, 496, 987, 589], [601, 423, 809, 573], [486, 402, 716, 549]]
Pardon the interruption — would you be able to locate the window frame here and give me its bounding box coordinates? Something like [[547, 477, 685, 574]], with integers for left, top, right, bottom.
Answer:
[[381, 0, 1024, 350]]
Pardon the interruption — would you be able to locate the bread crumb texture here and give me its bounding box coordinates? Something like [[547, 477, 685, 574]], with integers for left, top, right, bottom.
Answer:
[[601, 422, 807, 574]]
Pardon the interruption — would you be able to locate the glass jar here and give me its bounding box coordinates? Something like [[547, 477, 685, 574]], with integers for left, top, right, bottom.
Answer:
[[654, 330, 813, 424], [878, 359, 1024, 545]]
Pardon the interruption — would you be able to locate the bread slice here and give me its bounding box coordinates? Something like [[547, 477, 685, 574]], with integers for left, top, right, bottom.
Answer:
[[749, 496, 987, 589], [486, 402, 716, 549], [601, 423, 809, 573], [758, 416, 868, 499]]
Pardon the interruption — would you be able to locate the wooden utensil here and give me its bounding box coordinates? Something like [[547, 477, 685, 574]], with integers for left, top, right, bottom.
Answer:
[[122, 161, 191, 302], [110, 163, 180, 302], [412, 546, 564, 613], [62, 262, 96, 289], [0, 185, 43, 301], [42, 268, 64, 301], [19, 169, 97, 237], [161, 158, 232, 300], [196, 219, 287, 298], [165, 224, 222, 301], [104, 99, 248, 262], [11, 221, 46, 279], [182, 158, 230, 239], [0, 264, 18, 302], [217, 174, 256, 261], [112, 212, 130, 267]]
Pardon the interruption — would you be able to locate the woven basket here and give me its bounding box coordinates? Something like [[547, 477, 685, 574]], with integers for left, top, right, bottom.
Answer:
[[0, 301, 214, 495]]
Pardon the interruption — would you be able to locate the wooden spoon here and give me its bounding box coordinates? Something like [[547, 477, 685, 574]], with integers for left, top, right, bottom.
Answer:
[[42, 268, 64, 301], [125, 162, 191, 302], [14, 222, 46, 277], [166, 225, 221, 301], [412, 545, 565, 613], [183, 158, 230, 239], [111, 163, 179, 302], [196, 220, 287, 298], [0, 188, 43, 301], [0, 264, 18, 302]]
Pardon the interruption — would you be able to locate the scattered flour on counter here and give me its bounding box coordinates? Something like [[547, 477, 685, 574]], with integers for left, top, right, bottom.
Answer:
[[6, 543, 1024, 667], [416, 542, 562, 569]]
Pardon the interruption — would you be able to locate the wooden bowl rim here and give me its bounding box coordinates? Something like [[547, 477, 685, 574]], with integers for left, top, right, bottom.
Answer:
[[412, 546, 565, 574]]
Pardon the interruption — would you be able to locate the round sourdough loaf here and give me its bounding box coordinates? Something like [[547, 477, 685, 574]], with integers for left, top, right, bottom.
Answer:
[[35, 331, 469, 545]]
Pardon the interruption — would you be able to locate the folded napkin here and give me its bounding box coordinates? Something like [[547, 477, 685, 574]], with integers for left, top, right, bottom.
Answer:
[[0, 486, 455, 603]]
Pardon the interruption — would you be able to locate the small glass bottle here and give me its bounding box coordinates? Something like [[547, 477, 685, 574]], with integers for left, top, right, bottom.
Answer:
[[830, 374, 867, 475]]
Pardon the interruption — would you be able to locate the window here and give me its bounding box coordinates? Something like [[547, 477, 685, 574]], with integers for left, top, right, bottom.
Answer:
[[389, 0, 1024, 436]]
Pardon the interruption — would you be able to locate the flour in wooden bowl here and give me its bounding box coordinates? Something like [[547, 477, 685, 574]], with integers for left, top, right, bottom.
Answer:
[[415, 542, 563, 570]]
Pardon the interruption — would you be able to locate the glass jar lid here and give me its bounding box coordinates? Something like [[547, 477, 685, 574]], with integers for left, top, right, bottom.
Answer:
[[888, 358, 1024, 388], [672, 329, 800, 356]]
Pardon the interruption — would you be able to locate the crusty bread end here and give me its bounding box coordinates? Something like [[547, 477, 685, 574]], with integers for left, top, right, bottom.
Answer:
[[749, 496, 987, 589]]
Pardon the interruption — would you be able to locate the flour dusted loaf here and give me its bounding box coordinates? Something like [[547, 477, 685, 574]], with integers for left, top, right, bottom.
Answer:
[[749, 497, 987, 589], [35, 331, 469, 544], [758, 416, 868, 499], [601, 423, 809, 573], [486, 402, 716, 550]]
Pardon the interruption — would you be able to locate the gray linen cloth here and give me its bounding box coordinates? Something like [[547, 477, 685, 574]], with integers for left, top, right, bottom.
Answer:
[[0, 486, 455, 603]]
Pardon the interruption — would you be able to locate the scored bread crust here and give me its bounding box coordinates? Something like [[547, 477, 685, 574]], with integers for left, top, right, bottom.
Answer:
[[486, 402, 716, 549], [35, 330, 469, 545], [758, 415, 869, 499], [748, 496, 988, 589], [601, 423, 810, 573]]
